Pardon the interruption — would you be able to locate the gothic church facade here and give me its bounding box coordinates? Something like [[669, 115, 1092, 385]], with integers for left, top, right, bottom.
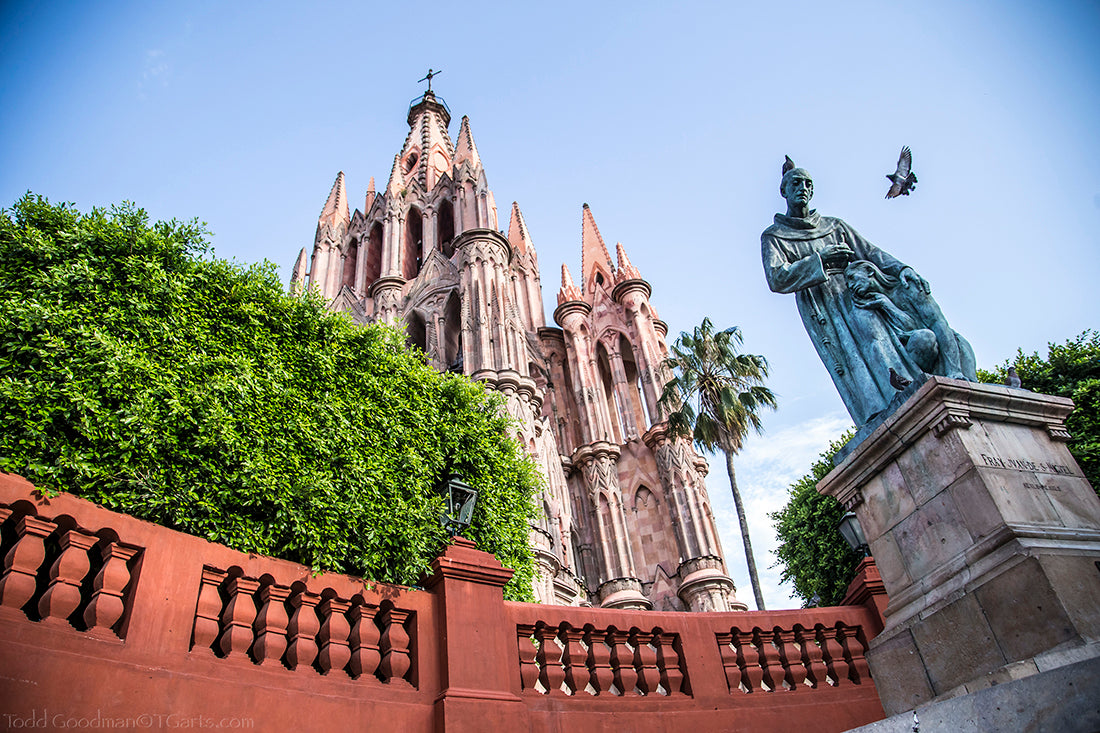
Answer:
[[290, 91, 742, 612]]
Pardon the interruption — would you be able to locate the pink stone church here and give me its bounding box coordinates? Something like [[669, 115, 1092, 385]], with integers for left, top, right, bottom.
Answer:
[[290, 90, 739, 612]]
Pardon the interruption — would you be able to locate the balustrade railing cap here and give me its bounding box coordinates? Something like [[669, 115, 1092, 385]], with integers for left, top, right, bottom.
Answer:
[[425, 536, 515, 589]]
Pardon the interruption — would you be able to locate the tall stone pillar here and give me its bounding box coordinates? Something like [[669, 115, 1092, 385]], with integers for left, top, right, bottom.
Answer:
[[819, 378, 1100, 716]]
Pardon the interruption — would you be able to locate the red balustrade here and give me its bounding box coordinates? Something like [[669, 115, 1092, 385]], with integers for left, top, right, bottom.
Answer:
[[0, 473, 888, 732]]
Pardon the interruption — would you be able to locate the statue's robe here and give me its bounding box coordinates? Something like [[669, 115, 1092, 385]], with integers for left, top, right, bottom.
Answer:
[[762, 211, 926, 426]]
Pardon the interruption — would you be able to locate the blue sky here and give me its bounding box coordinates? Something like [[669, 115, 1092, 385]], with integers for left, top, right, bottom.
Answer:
[[3, 1, 1098, 608]]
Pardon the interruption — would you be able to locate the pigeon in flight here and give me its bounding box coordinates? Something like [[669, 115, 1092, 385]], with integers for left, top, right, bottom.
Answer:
[[889, 368, 912, 391], [885, 146, 917, 199]]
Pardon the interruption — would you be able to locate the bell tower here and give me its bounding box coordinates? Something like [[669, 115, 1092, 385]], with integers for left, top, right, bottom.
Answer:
[[290, 87, 741, 610]]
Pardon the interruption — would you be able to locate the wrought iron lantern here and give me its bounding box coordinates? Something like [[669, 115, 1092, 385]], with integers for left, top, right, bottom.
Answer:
[[837, 511, 870, 557], [438, 473, 478, 537]]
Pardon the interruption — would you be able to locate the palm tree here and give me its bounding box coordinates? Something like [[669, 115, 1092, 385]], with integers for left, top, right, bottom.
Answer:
[[658, 317, 777, 610]]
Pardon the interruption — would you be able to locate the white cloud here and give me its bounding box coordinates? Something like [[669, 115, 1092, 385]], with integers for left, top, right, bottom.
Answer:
[[707, 413, 853, 610]]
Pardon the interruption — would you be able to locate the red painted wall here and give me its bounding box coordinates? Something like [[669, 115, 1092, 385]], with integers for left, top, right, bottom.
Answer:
[[0, 473, 886, 731]]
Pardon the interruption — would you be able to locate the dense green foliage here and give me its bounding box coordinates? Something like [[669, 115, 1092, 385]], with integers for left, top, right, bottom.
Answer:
[[770, 430, 860, 607], [0, 194, 538, 599], [977, 331, 1100, 494], [659, 317, 776, 610]]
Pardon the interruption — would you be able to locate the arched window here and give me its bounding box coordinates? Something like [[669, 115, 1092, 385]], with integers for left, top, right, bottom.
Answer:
[[406, 310, 426, 353], [443, 292, 462, 373], [341, 237, 358, 292], [404, 207, 424, 280], [597, 341, 623, 443], [438, 199, 455, 257], [365, 222, 383, 286], [619, 333, 650, 430]]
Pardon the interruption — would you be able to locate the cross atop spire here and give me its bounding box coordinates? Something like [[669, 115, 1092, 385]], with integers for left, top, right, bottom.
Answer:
[[418, 68, 442, 93]]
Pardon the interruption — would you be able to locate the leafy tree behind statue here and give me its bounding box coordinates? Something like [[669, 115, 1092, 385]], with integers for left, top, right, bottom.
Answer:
[[978, 331, 1100, 495], [770, 431, 861, 607], [0, 194, 540, 600]]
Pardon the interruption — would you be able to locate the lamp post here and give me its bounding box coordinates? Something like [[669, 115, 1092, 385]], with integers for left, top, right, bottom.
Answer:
[[837, 511, 870, 557], [439, 473, 478, 537]]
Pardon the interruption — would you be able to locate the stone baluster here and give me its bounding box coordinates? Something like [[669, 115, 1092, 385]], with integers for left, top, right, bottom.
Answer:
[[733, 629, 764, 693], [191, 567, 227, 653], [0, 506, 11, 554], [317, 596, 352, 676], [753, 628, 782, 692], [585, 627, 614, 695], [378, 606, 412, 685], [534, 624, 565, 695], [817, 624, 851, 686], [83, 542, 140, 637], [285, 589, 320, 671], [718, 634, 743, 693], [630, 630, 660, 695], [37, 528, 96, 626], [654, 633, 685, 696], [0, 516, 56, 612], [795, 625, 828, 688], [560, 625, 590, 695], [838, 625, 870, 683], [349, 604, 381, 681], [773, 627, 805, 691], [517, 626, 540, 691], [251, 583, 290, 666], [217, 576, 259, 659], [608, 630, 638, 695]]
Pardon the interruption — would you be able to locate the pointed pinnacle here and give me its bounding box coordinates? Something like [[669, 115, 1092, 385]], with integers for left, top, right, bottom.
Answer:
[[508, 201, 532, 254], [580, 203, 614, 289], [452, 115, 482, 170], [319, 171, 350, 227]]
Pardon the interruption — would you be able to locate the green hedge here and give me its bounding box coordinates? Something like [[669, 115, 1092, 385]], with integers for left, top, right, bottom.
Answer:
[[0, 194, 538, 600]]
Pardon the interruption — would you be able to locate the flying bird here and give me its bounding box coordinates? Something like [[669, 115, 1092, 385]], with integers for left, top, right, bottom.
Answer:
[[885, 146, 917, 199], [889, 368, 912, 391]]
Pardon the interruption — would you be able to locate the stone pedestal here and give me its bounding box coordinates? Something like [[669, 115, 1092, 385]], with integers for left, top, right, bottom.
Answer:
[[818, 378, 1100, 716]]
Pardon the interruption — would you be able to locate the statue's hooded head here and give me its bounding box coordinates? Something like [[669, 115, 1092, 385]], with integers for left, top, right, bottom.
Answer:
[[780, 157, 814, 202]]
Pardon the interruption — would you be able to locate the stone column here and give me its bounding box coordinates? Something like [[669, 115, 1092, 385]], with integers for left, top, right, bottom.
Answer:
[[819, 378, 1100, 716], [425, 537, 530, 732]]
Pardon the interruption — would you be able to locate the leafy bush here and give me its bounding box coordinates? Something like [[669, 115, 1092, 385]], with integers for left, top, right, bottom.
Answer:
[[0, 194, 538, 600], [770, 430, 860, 607]]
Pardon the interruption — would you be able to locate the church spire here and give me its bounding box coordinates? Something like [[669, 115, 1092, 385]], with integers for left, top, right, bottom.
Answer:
[[580, 203, 615, 293], [615, 241, 641, 282], [318, 171, 350, 229], [558, 263, 584, 305], [364, 176, 376, 213], [507, 201, 532, 255], [452, 115, 482, 172], [386, 154, 403, 197]]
